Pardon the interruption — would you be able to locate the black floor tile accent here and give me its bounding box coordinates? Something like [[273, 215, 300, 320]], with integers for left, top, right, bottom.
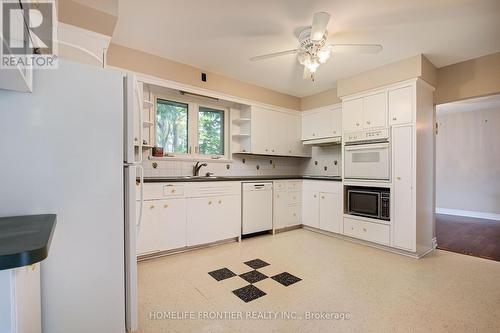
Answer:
[[239, 270, 268, 284], [208, 268, 236, 281], [232, 285, 267, 303], [271, 272, 302, 286], [244, 258, 270, 270]]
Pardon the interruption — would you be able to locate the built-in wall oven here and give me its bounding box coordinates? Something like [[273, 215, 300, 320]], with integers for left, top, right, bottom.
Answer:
[[346, 186, 390, 221], [344, 129, 390, 181]]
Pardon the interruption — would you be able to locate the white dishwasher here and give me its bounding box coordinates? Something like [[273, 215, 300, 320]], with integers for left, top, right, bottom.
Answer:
[[242, 182, 273, 235]]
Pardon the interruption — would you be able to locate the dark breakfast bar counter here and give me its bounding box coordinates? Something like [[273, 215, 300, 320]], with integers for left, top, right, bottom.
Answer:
[[0, 214, 56, 270], [142, 175, 342, 183]]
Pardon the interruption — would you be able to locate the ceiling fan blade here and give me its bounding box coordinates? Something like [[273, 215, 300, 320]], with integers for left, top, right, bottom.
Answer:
[[302, 66, 311, 80], [310, 12, 331, 41], [249, 49, 299, 61], [330, 44, 383, 54]]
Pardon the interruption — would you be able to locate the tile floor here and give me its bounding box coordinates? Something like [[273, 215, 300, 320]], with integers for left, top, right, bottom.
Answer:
[[137, 229, 500, 333]]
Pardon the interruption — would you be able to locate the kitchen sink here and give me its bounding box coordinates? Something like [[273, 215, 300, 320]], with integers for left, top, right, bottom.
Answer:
[[180, 175, 225, 179]]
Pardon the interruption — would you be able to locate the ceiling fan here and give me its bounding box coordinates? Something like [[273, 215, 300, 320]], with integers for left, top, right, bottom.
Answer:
[[250, 12, 383, 81]]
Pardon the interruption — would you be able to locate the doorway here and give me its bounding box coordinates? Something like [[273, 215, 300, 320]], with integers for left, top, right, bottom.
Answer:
[[435, 94, 500, 261]]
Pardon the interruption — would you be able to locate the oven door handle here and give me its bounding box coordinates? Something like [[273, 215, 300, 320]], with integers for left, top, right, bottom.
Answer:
[[345, 143, 389, 151]]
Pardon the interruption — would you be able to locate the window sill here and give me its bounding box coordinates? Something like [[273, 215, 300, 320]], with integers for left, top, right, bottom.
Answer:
[[148, 155, 233, 163]]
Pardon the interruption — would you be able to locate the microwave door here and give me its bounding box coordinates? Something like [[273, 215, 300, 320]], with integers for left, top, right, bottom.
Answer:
[[348, 190, 381, 218]]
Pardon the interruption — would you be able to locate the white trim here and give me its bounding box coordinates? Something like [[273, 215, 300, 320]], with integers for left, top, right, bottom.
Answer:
[[106, 65, 301, 114], [340, 78, 435, 101], [436, 208, 500, 221], [302, 102, 342, 114]]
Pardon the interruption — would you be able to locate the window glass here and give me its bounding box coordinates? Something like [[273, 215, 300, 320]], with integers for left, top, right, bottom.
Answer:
[[156, 99, 188, 153], [198, 107, 224, 155]]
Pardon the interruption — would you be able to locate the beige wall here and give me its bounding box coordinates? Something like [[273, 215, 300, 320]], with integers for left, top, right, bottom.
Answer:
[[58, 0, 118, 36], [300, 88, 341, 110], [300, 55, 437, 110], [436, 52, 500, 105], [436, 107, 500, 215], [106, 44, 300, 110]]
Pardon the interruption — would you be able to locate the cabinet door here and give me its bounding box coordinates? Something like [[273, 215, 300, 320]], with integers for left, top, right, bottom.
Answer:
[[158, 198, 186, 251], [288, 205, 301, 226], [302, 112, 316, 140], [342, 98, 363, 132], [274, 191, 288, 229], [319, 192, 342, 233], [186, 197, 217, 246], [273, 111, 288, 155], [389, 86, 412, 125], [250, 107, 269, 154], [392, 126, 415, 251], [302, 191, 319, 228], [363, 91, 387, 129], [331, 107, 342, 137], [215, 195, 241, 240], [137, 200, 161, 255]]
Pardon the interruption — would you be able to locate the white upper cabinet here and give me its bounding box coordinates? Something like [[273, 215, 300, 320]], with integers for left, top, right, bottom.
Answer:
[[248, 106, 309, 157], [364, 91, 388, 129], [342, 98, 364, 132], [302, 105, 342, 140], [342, 91, 388, 132], [389, 86, 413, 125]]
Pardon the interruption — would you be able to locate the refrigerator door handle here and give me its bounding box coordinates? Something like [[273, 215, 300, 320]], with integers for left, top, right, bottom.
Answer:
[[137, 165, 144, 228], [135, 83, 144, 161]]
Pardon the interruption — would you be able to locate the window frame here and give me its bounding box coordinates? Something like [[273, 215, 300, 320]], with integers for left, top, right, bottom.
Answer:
[[155, 98, 190, 156], [153, 92, 230, 160]]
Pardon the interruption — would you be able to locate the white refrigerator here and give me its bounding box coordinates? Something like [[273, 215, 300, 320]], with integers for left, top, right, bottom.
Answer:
[[0, 60, 140, 332]]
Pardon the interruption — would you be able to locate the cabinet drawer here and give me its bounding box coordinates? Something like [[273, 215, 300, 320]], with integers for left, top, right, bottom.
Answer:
[[273, 181, 287, 191], [142, 183, 184, 200], [287, 181, 302, 191], [343, 218, 390, 245]]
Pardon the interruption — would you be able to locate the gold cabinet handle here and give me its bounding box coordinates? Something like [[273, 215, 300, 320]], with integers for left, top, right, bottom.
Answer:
[[397, 176, 401, 180], [171, 189, 176, 193], [218, 200, 222, 204], [313, 194, 317, 198], [356, 123, 360, 126], [276, 194, 280, 198], [164, 204, 169, 208], [208, 201, 212, 205], [293, 213, 296, 216], [366, 121, 371, 125], [321, 196, 325, 199], [363, 228, 367, 232], [392, 117, 397, 121], [150, 205, 155, 209]]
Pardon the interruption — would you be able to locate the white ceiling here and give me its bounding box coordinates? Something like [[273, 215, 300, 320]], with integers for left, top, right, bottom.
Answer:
[[437, 94, 500, 114], [112, 0, 500, 97]]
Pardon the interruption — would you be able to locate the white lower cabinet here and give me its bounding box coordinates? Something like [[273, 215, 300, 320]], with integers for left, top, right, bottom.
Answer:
[[343, 218, 390, 246], [302, 191, 319, 228], [186, 194, 241, 246], [137, 198, 186, 255], [319, 192, 342, 233], [273, 181, 302, 229], [301, 181, 342, 233]]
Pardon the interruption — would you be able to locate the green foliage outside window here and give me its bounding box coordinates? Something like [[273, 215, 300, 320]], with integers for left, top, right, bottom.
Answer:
[[156, 99, 188, 153], [198, 107, 224, 155]]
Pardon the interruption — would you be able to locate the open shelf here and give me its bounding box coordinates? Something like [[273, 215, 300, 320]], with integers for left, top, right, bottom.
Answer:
[[232, 118, 251, 125], [143, 120, 154, 127], [143, 100, 154, 108], [232, 133, 251, 138]]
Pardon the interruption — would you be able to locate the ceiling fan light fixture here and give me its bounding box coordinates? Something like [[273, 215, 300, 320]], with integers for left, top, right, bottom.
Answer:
[[317, 47, 331, 64]]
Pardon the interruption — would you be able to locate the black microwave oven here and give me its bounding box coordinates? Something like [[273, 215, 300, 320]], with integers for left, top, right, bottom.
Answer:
[[347, 186, 390, 221]]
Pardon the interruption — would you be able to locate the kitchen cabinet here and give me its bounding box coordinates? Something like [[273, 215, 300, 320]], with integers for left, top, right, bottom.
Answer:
[[302, 191, 319, 228], [301, 181, 342, 233], [273, 180, 302, 229], [344, 217, 390, 246], [187, 195, 240, 246], [389, 86, 413, 125], [319, 192, 342, 233], [137, 198, 186, 255], [392, 125, 415, 251], [247, 106, 310, 157], [302, 105, 342, 140], [342, 91, 388, 132]]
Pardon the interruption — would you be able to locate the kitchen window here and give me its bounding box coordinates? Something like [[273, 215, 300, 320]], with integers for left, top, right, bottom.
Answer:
[[155, 96, 228, 159]]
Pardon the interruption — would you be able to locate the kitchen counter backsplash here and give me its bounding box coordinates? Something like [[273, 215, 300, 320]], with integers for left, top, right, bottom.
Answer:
[[141, 145, 341, 178]]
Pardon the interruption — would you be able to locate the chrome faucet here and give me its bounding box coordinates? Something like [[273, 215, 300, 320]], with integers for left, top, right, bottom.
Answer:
[[193, 161, 208, 176]]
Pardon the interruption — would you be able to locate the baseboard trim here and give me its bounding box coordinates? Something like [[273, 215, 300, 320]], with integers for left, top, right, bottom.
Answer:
[[436, 208, 500, 221]]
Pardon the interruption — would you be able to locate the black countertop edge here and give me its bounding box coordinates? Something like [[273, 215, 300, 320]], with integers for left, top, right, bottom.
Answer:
[[0, 214, 57, 271], [141, 176, 342, 183]]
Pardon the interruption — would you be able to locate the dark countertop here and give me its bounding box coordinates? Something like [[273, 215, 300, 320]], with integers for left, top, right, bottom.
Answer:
[[0, 214, 56, 271], [142, 175, 342, 183]]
